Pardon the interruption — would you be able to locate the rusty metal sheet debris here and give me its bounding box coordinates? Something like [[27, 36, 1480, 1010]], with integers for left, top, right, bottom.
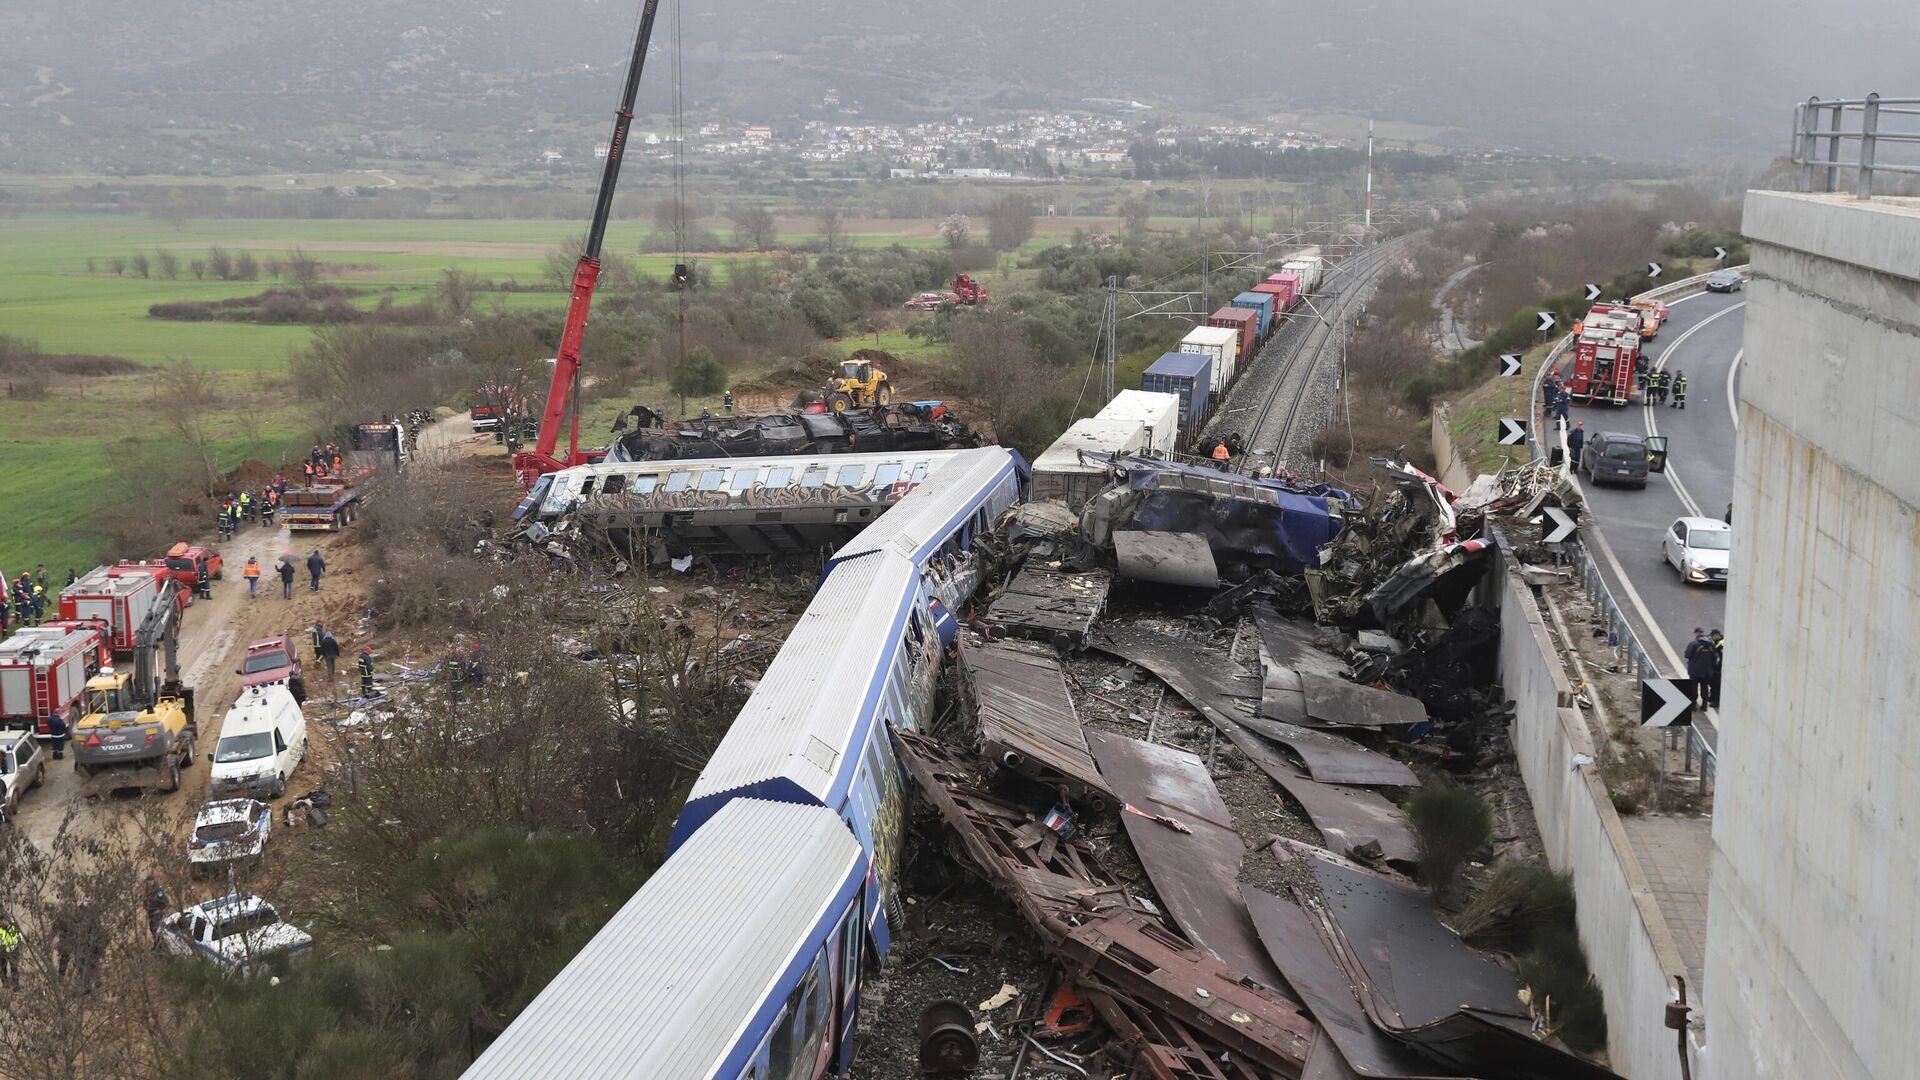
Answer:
[[986, 567, 1112, 650], [1243, 888, 1451, 1079], [1059, 910, 1317, 1075], [1096, 629, 1417, 788], [1267, 769, 1416, 870], [1087, 731, 1287, 993], [1113, 531, 1221, 589], [1255, 611, 1349, 680], [1303, 853, 1623, 1079], [960, 639, 1110, 808], [1300, 674, 1429, 729]]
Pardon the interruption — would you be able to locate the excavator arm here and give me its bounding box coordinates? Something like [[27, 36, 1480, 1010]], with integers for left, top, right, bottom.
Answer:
[[513, 0, 664, 487]]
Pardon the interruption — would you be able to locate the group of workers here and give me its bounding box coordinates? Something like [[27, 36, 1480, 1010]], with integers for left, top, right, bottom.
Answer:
[[217, 477, 292, 539], [0, 565, 78, 633], [238, 550, 327, 600], [1637, 365, 1689, 407], [1685, 628, 1726, 712]]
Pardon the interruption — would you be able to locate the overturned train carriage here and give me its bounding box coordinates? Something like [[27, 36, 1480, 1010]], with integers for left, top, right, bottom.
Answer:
[[604, 404, 980, 463], [516, 449, 971, 556]]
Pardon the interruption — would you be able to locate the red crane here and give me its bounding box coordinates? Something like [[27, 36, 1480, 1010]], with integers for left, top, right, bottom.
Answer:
[[513, 0, 664, 487]]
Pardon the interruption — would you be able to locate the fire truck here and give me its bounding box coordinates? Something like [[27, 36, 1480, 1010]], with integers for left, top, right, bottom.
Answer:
[[1564, 303, 1642, 406]]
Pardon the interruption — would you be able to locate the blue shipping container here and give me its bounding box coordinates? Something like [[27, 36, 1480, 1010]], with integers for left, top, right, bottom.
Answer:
[[1232, 291, 1275, 341], [1141, 351, 1212, 434]]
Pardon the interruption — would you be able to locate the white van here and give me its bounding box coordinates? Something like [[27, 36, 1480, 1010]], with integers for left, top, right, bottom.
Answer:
[[209, 685, 307, 800]]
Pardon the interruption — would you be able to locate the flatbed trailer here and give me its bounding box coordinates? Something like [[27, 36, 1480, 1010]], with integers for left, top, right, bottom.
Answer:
[[280, 490, 362, 531]]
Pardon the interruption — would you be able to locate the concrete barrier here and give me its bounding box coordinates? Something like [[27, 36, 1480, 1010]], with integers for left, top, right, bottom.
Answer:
[[1429, 403, 1473, 492], [1493, 539, 1695, 1078]]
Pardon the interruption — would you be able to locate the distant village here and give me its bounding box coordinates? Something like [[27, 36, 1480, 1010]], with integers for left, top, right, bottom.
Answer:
[[539, 99, 1347, 179]]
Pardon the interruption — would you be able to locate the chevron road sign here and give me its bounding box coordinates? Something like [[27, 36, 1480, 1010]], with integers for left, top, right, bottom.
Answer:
[[1497, 418, 1528, 445], [1641, 677, 1696, 727]]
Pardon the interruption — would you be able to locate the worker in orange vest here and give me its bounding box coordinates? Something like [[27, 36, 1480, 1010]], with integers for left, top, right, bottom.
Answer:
[[241, 556, 262, 599], [1210, 440, 1231, 471]]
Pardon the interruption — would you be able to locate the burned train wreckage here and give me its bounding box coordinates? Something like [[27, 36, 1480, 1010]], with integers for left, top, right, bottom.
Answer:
[[605, 402, 980, 463]]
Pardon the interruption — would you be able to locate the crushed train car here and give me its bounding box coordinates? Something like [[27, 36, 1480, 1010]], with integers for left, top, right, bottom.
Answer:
[[1082, 454, 1356, 574], [604, 403, 980, 463]]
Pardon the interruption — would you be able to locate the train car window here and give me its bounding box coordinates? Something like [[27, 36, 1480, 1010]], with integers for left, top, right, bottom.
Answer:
[[872, 463, 901, 487], [801, 466, 828, 488], [767, 467, 793, 487], [665, 471, 692, 492], [841, 907, 864, 997], [835, 464, 866, 487], [767, 953, 829, 1080], [698, 471, 726, 492], [632, 476, 658, 495], [600, 474, 627, 495], [912, 462, 930, 482], [730, 468, 760, 493], [579, 478, 597, 497]]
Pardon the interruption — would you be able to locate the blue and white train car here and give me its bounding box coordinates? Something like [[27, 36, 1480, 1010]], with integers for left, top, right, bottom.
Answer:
[[465, 799, 869, 1080], [822, 446, 1025, 615], [669, 550, 939, 953]]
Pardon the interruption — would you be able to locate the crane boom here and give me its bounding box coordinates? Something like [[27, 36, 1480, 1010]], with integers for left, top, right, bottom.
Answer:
[[514, 0, 663, 486]]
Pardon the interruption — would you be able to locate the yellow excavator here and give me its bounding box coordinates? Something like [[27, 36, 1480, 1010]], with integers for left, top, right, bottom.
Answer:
[[824, 359, 892, 413], [72, 581, 197, 795]]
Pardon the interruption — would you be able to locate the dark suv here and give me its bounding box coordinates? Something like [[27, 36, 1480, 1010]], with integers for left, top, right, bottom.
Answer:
[[1579, 432, 1651, 488]]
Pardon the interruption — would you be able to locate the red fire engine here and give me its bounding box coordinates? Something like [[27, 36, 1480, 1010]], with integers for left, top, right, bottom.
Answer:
[[1565, 303, 1641, 406]]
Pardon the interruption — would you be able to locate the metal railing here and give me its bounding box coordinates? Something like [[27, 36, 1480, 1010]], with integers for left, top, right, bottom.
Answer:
[[1792, 94, 1920, 198]]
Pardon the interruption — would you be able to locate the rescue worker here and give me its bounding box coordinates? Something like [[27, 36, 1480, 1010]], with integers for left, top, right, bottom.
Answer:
[[44, 708, 66, 759], [331, 450, 343, 474], [0, 591, 8, 634], [0, 910, 20, 989], [310, 444, 323, 472], [34, 565, 46, 592], [319, 630, 340, 685], [237, 490, 254, 525], [194, 561, 210, 602], [1210, 439, 1232, 471], [64, 568, 76, 588], [306, 549, 326, 592], [277, 558, 295, 600], [1707, 629, 1725, 711], [260, 488, 277, 529], [272, 474, 288, 497], [723, 389, 736, 415], [1567, 420, 1587, 463], [28, 583, 44, 625], [302, 460, 315, 485], [1671, 371, 1688, 409], [1684, 628, 1717, 711], [242, 556, 262, 599], [142, 875, 169, 938], [358, 646, 376, 698], [11, 578, 29, 628], [311, 619, 327, 660]]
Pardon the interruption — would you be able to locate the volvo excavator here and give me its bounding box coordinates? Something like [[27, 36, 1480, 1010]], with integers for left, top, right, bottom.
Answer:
[[72, 580, 197, 795], [512, 0, 664, 487]]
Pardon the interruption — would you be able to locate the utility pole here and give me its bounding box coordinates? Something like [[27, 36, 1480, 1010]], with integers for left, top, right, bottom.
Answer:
[[1102, 277, 1119, 404], [1364, 118, 1374, 235]]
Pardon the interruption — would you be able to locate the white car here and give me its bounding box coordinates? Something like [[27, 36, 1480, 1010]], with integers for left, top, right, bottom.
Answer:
[[157, 893, 311, 974], [188, 799, 273, 875], [1661, 516, 1730, 585]]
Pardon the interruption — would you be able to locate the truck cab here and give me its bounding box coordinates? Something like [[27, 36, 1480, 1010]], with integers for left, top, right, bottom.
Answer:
[[163, 543, 223, 590]]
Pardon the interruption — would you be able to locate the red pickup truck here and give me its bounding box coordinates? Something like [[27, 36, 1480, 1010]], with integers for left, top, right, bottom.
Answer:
[[163, 543, 223, 590]]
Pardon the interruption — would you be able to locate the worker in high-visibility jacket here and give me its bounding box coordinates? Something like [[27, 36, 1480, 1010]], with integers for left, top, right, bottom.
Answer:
[[0, 909, 20, 989], [1210, 440, 1231, 471], [242, 557, 262, 599], [358, 646, 376, 698]]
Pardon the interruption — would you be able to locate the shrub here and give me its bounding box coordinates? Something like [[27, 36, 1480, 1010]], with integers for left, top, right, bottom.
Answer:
[[1515, 924, 1609, 1053], [1407, 783, 1493, 904]]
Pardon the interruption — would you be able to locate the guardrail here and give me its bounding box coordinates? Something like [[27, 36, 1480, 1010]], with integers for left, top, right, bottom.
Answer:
[[1519, 268, 1745, 792], [1792, 94, 1920, 198]]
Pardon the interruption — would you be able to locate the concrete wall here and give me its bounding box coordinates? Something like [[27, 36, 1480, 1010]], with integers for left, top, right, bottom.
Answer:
[[1430, 403, 1473, 492], [1702, 192, 1920, 1080], [1494, 545, 1693, 1078]]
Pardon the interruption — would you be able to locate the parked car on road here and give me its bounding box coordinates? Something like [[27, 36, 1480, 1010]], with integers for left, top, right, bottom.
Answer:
[[1662, 516, 1731, 585], [0, 731, 45, 818], [189, 798, 273, 875], [903, 292, 950, 311], [156, 892, 311, 974], [1579, 431, 1653, 488], [1705, 269, 1743, 293]]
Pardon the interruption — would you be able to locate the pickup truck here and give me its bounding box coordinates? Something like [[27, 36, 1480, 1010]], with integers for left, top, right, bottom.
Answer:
[[162, 543, 223, 590], [156, 893, 311, 974]]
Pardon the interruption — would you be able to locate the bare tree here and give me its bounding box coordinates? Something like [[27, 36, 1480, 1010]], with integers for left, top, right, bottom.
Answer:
[[156, 357, 225, 492], [986, 195, 1035, 252], [154, 250, 179, 280], [817, 204, 846, 251], [106, 257, 126, 277], [1120, 197, 1151, 237], [651, 193, 702, 234], [939, 213, 972, 251], [544, 232, 587, 291], [730, 205, 779, 253], [233, 250, 259, 281], [948, 310, 1058, 451], [438, 268, 479, 320], [189, 260, 207, 281], [129, 253, 151, 279], [206, 246, 233, 281], [285, 248, 321, 294]]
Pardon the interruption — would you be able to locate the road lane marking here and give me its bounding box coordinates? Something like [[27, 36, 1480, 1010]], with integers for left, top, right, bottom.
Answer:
[[1643, 302, 1744, 520], [1727, 348, 1743, 431]]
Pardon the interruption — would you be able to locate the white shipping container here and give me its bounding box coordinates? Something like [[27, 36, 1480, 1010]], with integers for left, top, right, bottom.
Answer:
[[1282, 258, 1323, 295], [1179, 326, 1240, 393], [1094, 391, 1181, 455], [1031, 418, 1148, 511]]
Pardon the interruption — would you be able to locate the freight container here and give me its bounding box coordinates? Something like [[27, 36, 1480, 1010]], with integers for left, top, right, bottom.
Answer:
[[1274, 271, 1303, 309], [1232, 292, 1275, 342], [58, 567, 159, 655], [1094, 390, 1181, 455], [1031, 418, 1150, 511], [0, 626, 102, 732], [1209, 307, 1257, 369], [1141, 351, 1213, 437], [1251, 282, 1294, 325], [1179, 326, 1239, 393], [1281, 257, 1323, 295]]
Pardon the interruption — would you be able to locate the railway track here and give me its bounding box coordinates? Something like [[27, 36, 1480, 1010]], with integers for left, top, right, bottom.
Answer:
[[1238, 236, 1411, 472]]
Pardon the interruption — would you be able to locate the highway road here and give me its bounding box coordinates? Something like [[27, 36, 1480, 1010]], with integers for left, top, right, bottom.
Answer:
[[1554, 287, 1745, 681]]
